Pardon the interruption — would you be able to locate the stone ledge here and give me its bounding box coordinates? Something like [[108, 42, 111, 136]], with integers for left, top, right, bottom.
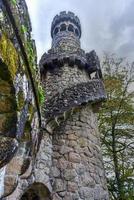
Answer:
[[40, 50, 102, 78], [43, 79, 106, 122]]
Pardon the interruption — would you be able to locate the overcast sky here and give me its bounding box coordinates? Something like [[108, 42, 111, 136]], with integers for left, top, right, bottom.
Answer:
[[25, 0, 134, 62]]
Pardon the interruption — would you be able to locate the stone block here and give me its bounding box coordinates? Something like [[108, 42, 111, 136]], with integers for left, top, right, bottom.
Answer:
[[51, 166, 60, 177], [68, 181, 78, 192], [64, 169, 77, 181], [54, 179, 66, 192], [3, 175, 18, 198], [69, 152, 81, 163]]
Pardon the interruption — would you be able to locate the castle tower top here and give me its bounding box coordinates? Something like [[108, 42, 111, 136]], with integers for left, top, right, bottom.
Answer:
[[51, 11, 81, 49], [40, 11, 103, 80], [51, 11, 81, 39]]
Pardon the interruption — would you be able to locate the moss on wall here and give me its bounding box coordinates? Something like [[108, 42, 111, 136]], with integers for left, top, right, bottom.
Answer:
[[0, 34, 18, 79], [17, 90, 25, 111]]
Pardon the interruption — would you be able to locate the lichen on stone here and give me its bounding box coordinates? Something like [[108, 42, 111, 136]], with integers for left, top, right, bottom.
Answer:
[[0, 34, 19, 79], [17, 90, 25, 111]]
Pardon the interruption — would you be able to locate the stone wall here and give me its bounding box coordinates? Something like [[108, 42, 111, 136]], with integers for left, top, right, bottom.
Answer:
[[51, 105, 108, 200], [0, 0, 42, 199], [43, 64, 89, 101], [40, 59, 109, 199]]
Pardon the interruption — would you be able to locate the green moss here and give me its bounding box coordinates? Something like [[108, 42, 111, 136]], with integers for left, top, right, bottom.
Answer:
[[0, 96, 17, 114], [28, 103, 35, 122], [0, 34, 18, 79], [0, 79, 12, 95], [11, 0, 17, 5], [17, 90, 25, 111], [21, 121, 32, 141], [38, 85, 45, 104], [0, 62, 12, 82]]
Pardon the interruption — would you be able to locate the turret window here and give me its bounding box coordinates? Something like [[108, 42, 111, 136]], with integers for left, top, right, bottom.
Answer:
[[75, 28, 79, 37], [54, 27, 59, 35], [60, 24, 66, 32], [68, 24, 74, 32]]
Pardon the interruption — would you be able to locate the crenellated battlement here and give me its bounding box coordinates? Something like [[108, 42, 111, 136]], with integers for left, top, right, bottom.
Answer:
[[51, 11, 81, 38]]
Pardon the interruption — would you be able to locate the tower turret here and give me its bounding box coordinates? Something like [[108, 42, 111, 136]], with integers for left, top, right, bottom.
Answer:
[[40, 11, 109, 200], [51, 11, 81, 50]]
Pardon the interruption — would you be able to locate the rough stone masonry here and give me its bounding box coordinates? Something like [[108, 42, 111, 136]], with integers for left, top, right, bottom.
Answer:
[[0, 2, 109, 199], [39, 11, 109, 200]]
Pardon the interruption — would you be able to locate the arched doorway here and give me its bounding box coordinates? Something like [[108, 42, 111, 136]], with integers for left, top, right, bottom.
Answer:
[[21, 183, 51, 200]]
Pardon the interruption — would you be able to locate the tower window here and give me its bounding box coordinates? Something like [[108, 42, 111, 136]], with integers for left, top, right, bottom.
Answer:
[[68, 24, 74, 32], [60, 24, 66, 32], [54, 27, 59, 35], [75, 28, 79, 37]]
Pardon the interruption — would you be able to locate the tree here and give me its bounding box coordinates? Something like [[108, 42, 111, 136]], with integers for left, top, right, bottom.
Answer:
[[99, 54, 134, 200]]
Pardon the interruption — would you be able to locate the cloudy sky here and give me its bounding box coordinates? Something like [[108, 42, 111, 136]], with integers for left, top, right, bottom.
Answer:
[[25, 0, 134, 62]]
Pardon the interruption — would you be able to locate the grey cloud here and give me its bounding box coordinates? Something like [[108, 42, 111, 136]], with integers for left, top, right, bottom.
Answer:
[[26, 0, 134, 62]]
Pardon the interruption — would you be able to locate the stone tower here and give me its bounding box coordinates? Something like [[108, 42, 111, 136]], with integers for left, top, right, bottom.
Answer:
[[40, 11, 109, 200]]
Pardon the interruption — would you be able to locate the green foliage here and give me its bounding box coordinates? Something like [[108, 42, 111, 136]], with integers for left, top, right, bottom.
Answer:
[[21, 25, 27, 34], [38, 85, 45, 105], [11, 0, 17, 6], [99, 54, 134, 200]]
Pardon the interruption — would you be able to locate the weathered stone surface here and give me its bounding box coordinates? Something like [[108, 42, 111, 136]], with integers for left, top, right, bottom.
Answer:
[[0, 80, 12, 95], [64, 169, 77, 181], [79, 187, 94, 199], [52, 193, 62, 200], [51, 167, 60, 177], [69, 152, 81, 163], [51, 106, 109, 199], [0, 137, 18, 169], [5, 157, 23, 175], [67, 181, 78, 192], [60, 146, 73, 155], [44, 80, 106, 121], [58, 158, 69, 170], [68, 133, 78, 140], [0, 7, 109, 200], [0, 113, 17, 137], [3, 175, 18, 198], [54, 179, 66, 192]]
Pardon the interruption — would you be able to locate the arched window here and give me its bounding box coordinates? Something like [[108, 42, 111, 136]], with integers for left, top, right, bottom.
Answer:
[[60, 23, 66, 32], [68, 24, 74, 32], [75, 28, 79, 37], [54, 27, 59, 35]]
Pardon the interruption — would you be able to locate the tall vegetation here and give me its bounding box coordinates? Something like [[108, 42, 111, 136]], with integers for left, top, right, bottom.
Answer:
[[99, 54, 134, 200]]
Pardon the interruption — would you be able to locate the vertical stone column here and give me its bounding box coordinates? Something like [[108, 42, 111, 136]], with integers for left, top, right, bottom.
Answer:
[[51, 106, 108, 200], [40, 11, 109, 200]]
